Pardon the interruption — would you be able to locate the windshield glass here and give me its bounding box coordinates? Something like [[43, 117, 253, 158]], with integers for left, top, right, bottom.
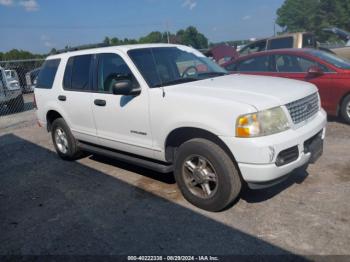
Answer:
[[308, 49, 350, 69], [128, 47, 227, 88]]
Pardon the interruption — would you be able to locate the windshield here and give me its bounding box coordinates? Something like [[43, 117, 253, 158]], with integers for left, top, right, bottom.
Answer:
[[308, 49, 350, 70], [128, 47, 227, 88]]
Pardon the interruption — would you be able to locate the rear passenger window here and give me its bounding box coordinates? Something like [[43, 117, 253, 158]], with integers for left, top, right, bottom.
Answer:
[[63, 55, 92, 91], [36, 59, 60, 89]]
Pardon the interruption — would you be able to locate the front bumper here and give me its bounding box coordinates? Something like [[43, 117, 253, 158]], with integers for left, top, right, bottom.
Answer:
[[220, 109, 327, 188]]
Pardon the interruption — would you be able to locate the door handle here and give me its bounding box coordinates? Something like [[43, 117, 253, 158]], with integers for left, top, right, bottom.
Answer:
[[58, 95, 66, 101], [94, 99, 106, 106]]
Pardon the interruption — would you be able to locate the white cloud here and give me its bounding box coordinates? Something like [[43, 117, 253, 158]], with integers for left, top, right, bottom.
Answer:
[[0, 0, 39, 11], [19, 0, 39, 11], [182, 0, 197, 10], [0, 0, 13, 6], [242, 15, 251, 21]]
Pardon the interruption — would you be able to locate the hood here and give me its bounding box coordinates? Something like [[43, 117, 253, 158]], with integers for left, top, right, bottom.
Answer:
[[165, 74, 318, 111]]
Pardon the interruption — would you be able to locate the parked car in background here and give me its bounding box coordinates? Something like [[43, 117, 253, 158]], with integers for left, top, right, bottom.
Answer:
[[322, 27, 350, 60], [5, 69, 20, 82], [25, 67, 41, 93], [239, 32, 317, 56], [223, 48, 350, 123], [204, 44, 238, 65], [0, 66, 24, 112]]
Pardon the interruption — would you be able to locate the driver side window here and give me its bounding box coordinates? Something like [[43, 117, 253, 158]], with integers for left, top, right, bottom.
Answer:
[[97, 53, 137, 93]]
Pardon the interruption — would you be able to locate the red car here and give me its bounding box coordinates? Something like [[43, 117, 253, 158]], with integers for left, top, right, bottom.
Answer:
[[223, 48, 350, 123]]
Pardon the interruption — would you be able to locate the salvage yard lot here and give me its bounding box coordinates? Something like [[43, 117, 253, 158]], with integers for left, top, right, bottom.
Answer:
[[0, 94, 349, 256]]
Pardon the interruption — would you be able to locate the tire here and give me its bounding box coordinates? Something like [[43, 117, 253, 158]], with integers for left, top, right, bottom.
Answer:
[[174, 138, 242, 212], [8, 95, 24, 113], [51, 118, 82, 160], [340, 95, 350, 124]]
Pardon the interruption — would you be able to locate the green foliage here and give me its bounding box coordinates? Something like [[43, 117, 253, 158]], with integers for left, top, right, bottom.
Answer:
[[277, 0, 350, 41], [103, 26, 208, 49], [0, 49, 44, 61], [176, 26, 208, 49]]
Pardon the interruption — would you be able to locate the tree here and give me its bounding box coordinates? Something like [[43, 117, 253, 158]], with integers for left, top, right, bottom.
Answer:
[[176, 26, 208, 49], [49, 48, 57, 55], [139, 31, 165, 43], [276, 0, 350, 41], [103, 37, 110, 45]]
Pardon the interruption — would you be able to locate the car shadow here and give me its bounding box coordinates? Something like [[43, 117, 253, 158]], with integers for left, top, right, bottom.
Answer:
[[89, 154, 176, 185], [0, 133, 307, 259], [241, 168, 309, 203]]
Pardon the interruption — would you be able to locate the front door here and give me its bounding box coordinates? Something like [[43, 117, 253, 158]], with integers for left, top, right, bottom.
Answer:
[[91, 53, 153, 157]]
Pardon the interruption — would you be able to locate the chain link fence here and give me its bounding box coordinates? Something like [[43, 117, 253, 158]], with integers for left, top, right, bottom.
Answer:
[[0, 59, 44, 117]]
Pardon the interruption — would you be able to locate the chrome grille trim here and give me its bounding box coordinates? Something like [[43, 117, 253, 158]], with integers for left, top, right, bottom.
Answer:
[[286, 93, 319, 125]]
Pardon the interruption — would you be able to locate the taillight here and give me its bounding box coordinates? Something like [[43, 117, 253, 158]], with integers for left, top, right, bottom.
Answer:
[[33, 93, 37, 109]]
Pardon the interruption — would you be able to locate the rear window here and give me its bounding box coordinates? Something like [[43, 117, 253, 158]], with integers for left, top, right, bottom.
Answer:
[[269, 37, 293, 50], [63, 55, 93, 91], [36, 59, 60, 89]]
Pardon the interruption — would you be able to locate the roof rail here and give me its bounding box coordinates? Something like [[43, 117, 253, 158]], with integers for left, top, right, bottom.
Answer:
[[54, 43, 110, 54]]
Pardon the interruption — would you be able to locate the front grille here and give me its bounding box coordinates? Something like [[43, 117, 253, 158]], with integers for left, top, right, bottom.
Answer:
[[286, 93, 319, 125]]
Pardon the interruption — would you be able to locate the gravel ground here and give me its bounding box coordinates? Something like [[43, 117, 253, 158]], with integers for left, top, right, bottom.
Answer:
[[0, 94, 349, 259]]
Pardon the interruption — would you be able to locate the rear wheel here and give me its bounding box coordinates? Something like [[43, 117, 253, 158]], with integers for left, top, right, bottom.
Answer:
[[51, 118, 82, 160], [340, 95, 350, 124], [174, 138, 242, 212]]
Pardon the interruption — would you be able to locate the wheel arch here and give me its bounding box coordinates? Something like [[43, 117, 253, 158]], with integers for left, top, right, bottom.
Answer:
[[46, 110, 63, 132], [164, 127, 238, 166], [338, 91, 350, 115]]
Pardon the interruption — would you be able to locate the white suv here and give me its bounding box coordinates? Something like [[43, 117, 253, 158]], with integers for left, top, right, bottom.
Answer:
[[0, 66, 24, 112], [35, 44, 327, 211]]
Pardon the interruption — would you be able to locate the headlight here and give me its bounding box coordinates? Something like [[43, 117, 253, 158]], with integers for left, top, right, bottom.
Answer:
[[236, 107, 290, 138]]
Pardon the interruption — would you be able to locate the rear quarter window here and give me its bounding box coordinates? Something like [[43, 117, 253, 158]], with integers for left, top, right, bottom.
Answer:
[[36, 59, 60, 89]]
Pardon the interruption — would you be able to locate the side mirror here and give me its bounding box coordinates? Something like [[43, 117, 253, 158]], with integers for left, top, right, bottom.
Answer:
[[112, 79, 141, 96], [307, 66, 324, 76]]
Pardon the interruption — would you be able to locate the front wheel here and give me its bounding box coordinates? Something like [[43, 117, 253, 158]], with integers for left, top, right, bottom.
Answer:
[[340, 95, 350, 124], [174, 138, 242, 212]]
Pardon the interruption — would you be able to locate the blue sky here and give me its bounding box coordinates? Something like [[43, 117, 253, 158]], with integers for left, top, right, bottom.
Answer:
[[0, 0, 284, 54]]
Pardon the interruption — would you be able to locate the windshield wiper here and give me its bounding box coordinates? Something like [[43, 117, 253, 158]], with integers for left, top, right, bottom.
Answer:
[[154, 77, 198, 87]]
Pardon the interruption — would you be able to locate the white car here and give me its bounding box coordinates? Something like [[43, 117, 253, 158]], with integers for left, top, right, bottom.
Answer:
[[0, 67, 24, 112], [34, 44, 327, 211]]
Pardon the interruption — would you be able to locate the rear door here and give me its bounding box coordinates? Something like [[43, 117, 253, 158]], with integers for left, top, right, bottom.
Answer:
[[60, 54, 97, 143]]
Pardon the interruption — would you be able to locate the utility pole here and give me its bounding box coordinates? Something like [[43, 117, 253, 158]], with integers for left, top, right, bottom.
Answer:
[[166, 21, 170, 43]]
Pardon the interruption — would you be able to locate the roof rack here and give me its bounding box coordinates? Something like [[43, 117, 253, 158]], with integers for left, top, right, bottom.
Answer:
[[54, 43, 110, 54]]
